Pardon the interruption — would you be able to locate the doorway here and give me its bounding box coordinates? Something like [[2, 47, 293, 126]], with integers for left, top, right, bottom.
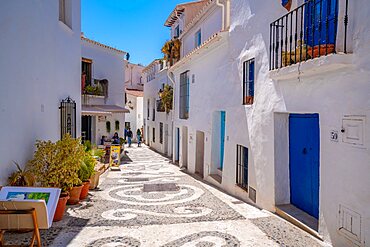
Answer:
[[195, 131, 205, 178], [81, 116, 92, 142], [181, 126, 188, 169], [175, 127, 180, 162], [289, 114, 320, 219]]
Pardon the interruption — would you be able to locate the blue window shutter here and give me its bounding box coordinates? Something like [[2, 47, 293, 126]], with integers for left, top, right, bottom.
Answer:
[[249, 60, 255, 97]]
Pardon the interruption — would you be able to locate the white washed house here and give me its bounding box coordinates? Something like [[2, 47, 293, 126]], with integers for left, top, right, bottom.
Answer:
[[166, 0, 370, 246], [143, 59, 173, 157], [166, 0, 230, 181], [124, 62, 145, 141], [81, 35, 129, 145], [0, 0, 81, 185], [125, 89, 144, 142]]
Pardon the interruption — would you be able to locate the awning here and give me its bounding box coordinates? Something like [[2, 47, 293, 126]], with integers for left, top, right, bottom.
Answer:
[[82, 105, 129, 116]]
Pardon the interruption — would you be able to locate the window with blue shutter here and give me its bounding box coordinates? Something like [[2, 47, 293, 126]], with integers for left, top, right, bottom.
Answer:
[[243, 59, 255, 105], [179, 71, 190, 119]]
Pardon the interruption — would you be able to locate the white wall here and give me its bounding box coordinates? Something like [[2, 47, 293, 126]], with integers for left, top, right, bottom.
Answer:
[[81, 40, 125, 107], [170, 0, 370, 246], [182, 6, 222, 56], [125, 93, 144, 141], [143, 66, 173, 157], [0, 0, 81, 185], [81, 39, 126, 144]]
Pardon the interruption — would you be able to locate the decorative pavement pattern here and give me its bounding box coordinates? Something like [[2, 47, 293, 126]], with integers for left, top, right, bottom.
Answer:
[[3, 145, 330, 246]]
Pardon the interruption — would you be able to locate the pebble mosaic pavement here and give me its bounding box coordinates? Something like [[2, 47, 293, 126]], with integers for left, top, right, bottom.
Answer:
[[3, 145, 330, 246]]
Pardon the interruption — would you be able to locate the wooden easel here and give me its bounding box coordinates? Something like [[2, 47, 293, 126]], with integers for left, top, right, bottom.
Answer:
[[0, 208, 42, 247]]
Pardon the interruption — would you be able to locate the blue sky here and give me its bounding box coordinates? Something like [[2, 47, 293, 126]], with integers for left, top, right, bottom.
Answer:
[[81, 0, 185, 66]]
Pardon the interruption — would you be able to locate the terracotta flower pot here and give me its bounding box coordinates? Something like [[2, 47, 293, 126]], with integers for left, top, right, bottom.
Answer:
[[53, 193, 70, 222], [89, 172, 100, 190], [67, 185, 83, 205], [308, 44, 335, 58], [80, 180, 91, 200]]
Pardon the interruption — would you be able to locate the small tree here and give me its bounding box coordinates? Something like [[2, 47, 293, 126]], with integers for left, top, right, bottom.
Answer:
[[28, 134, 85, 192]]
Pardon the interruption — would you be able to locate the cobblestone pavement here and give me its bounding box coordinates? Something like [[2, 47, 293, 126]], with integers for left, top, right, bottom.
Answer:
[[4, 145, 330, 246]]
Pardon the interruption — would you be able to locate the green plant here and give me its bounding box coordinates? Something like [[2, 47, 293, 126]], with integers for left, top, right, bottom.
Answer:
[[119, 138, 125, 145], [28, 134, 85, 192], [160, 84, 173, 113], [90, 148, 105, 159], [84, 84, 103, 96], [8, 161, 35, 186], [84, 140, 92, 152], [161, 39, 181, 65]]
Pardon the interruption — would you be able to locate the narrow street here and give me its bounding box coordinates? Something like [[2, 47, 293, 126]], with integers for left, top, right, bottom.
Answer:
[[5, 146, 328, 246]]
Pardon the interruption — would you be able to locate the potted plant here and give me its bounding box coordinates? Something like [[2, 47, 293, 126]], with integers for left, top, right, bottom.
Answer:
[[8, 161, 35, 187], [28, 134, 85, 220], [88, 148, 104, 189], [79, 153, 96, 199]]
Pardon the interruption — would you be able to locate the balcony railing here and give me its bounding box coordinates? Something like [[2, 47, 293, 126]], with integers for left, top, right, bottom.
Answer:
[[269, 0, 349, 70], [156, 99, 165, 112], [82, 79, 108, 105]]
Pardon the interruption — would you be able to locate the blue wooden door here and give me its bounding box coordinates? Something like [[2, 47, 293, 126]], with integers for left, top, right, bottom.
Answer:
[[289, 114, 320, 219], [220, 111, 226, 170], [176, 128, 180, 161], [305, 0, 338, 46]]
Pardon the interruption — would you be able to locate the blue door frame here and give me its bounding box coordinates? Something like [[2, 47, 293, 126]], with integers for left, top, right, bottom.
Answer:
[[220, 111, 226, 170], [289, 114, 320, 219], [176, 128, 180, 161]]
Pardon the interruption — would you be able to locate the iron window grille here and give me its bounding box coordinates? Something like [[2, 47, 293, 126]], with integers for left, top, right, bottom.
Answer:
[[243, 59, 255, 105], [59, 97, 76, 139], [236, 145, 249, 191], [269, 0, 349, 70], [179, 71, 190, 119]]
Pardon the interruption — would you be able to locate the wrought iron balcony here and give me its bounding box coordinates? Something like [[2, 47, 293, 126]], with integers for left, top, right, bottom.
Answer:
[[269, 0, 349, 70]]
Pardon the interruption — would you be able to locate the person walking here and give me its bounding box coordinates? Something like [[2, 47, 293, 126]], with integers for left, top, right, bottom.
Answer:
[[136, 129, 142, 147], [127, 128, 133, 147]]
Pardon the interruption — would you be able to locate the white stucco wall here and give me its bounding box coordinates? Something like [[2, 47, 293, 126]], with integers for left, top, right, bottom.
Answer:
[[182, 6, 223, 57], [143, 66, 173, 157], [81, 39, 126, 144], [0, 0, 81, 186], [124, 93, 144, 141], [170, 0, 370, 246], [81, 40, 126, 107]]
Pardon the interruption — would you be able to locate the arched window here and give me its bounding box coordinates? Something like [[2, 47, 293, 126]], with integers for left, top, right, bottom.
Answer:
[[106, 121, 111, 133], [115, 121, 120, 131]]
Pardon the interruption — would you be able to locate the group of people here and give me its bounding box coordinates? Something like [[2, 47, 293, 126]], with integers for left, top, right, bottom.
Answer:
[[100, 127, 143, 147]]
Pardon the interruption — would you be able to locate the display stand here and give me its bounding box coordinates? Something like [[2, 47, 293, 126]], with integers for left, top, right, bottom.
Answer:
[[0, 208, 41, 247]]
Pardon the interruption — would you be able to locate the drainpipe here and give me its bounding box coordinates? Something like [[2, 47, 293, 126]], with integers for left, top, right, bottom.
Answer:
[[216, 0, 230, 31]]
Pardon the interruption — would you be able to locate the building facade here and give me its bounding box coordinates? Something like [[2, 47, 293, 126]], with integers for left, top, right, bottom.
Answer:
[[124, 62, 145, 141], [81, 35, 129, 145], [143, 59, 173, 157], [0, 0, 82, 185], [165, 0, 370, 246]]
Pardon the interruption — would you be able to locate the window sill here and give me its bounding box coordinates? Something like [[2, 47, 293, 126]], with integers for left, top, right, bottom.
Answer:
[[235, 184, 248, 193], [58, 20, 73, 34]]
